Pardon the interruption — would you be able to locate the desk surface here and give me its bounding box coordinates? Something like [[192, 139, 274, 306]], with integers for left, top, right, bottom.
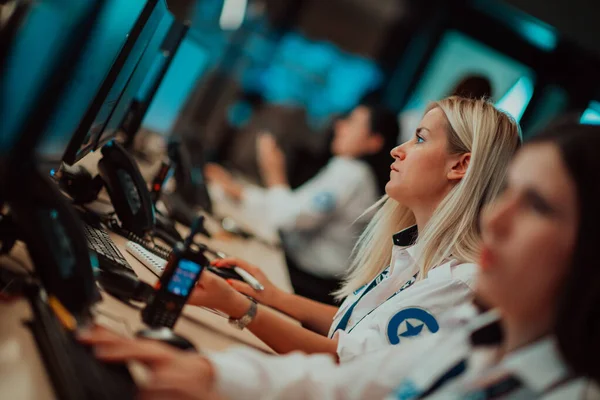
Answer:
[[0, 155, 292, 399]]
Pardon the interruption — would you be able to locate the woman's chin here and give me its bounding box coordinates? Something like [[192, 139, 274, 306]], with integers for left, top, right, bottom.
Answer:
[[384, 182, 402, 200], [384, 183, 392, 197]]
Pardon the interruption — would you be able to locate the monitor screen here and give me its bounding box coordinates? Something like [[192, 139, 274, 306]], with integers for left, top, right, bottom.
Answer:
[[96, 1, 173, 147], [141, 35, 210, 136], [36, 0, 149, 163], [0, 1, 95, 157]]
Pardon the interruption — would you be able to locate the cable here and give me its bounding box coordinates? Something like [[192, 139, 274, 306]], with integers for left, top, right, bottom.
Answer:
[[106, 218, 172, 259]]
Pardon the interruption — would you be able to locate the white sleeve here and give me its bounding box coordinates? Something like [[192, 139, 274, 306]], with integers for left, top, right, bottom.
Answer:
[[207, 337, 437, 400], [335, 278, 474, 363], [242, 161, 370, 231]]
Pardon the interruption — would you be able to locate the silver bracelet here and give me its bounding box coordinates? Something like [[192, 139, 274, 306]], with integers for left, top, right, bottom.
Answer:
[[228, 299, 257, 330]]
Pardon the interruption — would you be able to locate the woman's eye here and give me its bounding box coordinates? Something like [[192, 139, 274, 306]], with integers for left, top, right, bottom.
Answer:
[[415, 134, 425, 144], [524, 190, 554, 216]]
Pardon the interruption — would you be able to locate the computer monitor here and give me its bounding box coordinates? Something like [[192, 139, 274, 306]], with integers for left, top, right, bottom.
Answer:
[[1, 0, 105, 315], [98, 3, 189, 148], [1, 0, 101, 160], [36, 0, 153, 164]]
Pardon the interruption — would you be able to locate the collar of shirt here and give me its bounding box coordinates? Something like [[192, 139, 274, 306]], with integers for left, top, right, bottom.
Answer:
[[356, 224, 420, 295], [392, 225, 418, 247], [390, 225, 419, 274], [499, 337, 570, 394], [391, 225, 476, 284], [443, 311, 571, 397]]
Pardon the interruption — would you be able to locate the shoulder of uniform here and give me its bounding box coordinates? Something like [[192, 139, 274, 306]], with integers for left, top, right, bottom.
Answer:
[[451, 262, 478, 278], [426, 260, 478, 287]]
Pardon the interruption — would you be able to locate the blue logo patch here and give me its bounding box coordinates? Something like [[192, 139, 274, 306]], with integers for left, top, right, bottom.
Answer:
[[312, 192, 336, 213], [386, 308, 439, 345], [393, 379, 421, 400]]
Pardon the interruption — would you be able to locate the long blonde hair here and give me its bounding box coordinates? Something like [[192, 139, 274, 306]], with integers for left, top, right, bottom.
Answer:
[[335, 97, 521, 299]]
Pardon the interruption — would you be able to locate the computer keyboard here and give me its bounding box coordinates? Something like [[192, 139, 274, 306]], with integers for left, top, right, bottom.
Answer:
[[28, 291, 136, 400], [83, 222, 136, 275]]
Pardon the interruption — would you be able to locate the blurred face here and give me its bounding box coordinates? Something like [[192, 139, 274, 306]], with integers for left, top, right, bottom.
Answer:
[[386, 107, 465, 209], [477, 143, 579, 324], [331, 106, 383, 157]]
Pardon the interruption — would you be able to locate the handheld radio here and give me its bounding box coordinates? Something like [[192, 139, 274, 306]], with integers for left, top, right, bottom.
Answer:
[[150, 160, 172, 205], [141, 217, 207, 328]]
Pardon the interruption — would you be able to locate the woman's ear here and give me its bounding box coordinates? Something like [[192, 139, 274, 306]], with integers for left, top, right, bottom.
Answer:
[[448, 153, 471, 181]]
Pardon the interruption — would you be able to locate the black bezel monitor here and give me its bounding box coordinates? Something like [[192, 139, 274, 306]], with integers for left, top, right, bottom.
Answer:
[[40, 0, 157, 165], [120, 19, 190, 144], [96, 1, 187, 148]]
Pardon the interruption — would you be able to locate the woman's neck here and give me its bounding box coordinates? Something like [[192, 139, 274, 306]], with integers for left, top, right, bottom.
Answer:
[[500, 313, 553, 356], [411, 203, 437, 233], [410, 188, 453, 233]]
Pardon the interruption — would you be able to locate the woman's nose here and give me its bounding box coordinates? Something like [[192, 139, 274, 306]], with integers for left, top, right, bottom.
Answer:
[[390, 144, 406, 160]]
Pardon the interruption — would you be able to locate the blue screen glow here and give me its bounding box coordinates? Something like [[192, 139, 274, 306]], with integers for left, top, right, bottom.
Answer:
[[167, 259, 202, 297], [581, 101, 600, 125], [496, 76, 535, 123]]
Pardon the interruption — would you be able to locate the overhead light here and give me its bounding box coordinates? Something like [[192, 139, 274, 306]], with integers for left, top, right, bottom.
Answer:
[[219, 0, 248, 30], [496, 76, 535, 123], [580, 101, 600, 125]]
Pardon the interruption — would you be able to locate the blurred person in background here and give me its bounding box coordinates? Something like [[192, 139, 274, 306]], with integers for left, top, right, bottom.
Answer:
[[205, 104, 400, 305]]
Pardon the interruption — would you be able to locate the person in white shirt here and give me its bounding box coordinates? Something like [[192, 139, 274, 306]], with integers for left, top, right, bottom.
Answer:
[[205, 105, 399, 305], [79, 121, 600, 400], [185, 97, 520, 360]]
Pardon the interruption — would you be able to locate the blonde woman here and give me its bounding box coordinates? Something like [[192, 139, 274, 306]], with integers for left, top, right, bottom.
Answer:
[[188, 97, 521, 362]]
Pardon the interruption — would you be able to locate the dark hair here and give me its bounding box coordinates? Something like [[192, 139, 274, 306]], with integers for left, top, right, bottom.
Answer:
[[451, 75, 493, 100], [529, 121, 600, 383], [360, 105, 400, 195]]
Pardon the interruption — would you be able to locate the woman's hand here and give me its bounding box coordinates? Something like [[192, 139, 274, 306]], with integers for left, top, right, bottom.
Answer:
[[187, 270, 252, 319], [204, 163, 244, 201], [256, 133, 288, 187], [210, 258, 285, 308], [78, 326, 221, 400]]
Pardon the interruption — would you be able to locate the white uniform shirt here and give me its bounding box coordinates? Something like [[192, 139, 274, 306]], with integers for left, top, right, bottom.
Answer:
[[329, 225, 477, 362], [389, 310, 599, 400], [207, 308, 599, 400], [207, 226, 479, 397], [243, 156, 379, 279]]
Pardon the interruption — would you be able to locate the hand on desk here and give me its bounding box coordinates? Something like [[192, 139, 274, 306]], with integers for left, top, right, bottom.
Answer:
[[210, 258, 281, 307], [78, 326, 220, 400]]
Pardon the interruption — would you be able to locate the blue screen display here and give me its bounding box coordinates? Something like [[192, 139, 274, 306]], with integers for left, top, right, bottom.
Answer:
[[167, 259, 202, 297], [37, 0, 146, 159], [0, 1, 93, 155]]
